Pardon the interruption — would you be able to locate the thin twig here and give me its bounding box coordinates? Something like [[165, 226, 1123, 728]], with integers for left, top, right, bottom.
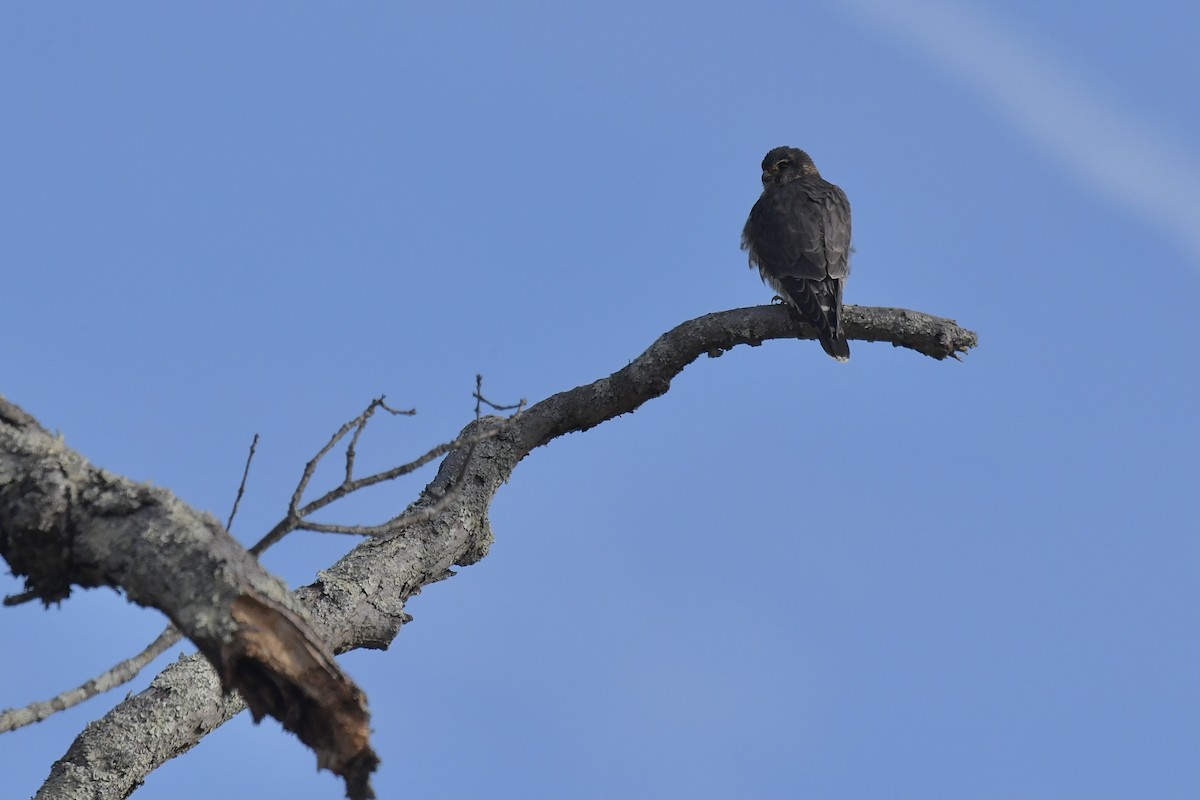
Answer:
[[333, 424, 504, 498], [288, 398, 413, 516], [290, 420, 513, 536], [346, 399, 416, 486], [0, 625, 182, 733], [250, 397, 420, 555], [257, 379, 524, 543], [290, 398, 378, 515], [225, 434, 259, 532], [474, 373, 525, 415]]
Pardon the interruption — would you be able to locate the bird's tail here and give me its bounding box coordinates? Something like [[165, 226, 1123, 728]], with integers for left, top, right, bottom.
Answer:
[[780, 277, 850, 362]]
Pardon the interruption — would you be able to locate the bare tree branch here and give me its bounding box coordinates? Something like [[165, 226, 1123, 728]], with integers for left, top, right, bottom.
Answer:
[[0, 625, 182, 733], [4, 428, 257, 733], [512, 304, 976, 451], [6, 387, 509, 740], [0, 398, 378, 799], [22, 305, 976, 799], [0, 383, 518, 739]]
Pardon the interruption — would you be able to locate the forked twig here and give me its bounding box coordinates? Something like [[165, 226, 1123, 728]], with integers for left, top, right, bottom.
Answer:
[[285, 397, 416, 524], [474, 373, 525, 416], [250, 382, 521, 551], [256, 381, 523, 548]]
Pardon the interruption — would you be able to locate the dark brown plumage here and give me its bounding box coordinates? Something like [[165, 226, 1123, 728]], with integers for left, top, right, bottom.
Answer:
[[741, 146, 852, 361]]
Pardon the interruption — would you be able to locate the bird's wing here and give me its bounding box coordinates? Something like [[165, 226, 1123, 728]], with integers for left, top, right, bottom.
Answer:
[[743, 180, 848, 282], [821, 184, 852, 281]]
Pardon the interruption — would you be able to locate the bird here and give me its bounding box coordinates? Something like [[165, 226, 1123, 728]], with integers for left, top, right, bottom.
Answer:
[[741, 146, 852, 361]]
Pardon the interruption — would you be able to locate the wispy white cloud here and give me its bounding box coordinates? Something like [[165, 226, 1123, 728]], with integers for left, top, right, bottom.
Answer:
[[834, 0, 1200, 264]]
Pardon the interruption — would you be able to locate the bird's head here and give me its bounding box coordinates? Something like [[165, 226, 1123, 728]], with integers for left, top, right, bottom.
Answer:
[[761, 146, 819, 186]]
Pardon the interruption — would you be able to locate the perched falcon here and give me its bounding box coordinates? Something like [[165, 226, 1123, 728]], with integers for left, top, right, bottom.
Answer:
[[741, 146, 852, 361]]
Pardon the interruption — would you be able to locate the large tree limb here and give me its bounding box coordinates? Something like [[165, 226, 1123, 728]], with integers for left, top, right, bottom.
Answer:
[[18, 305, 976, 799], [0, 402, 378, 798]]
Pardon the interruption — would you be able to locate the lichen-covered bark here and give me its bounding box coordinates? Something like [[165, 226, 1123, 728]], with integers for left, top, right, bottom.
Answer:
[[0, 398, 378, 799]]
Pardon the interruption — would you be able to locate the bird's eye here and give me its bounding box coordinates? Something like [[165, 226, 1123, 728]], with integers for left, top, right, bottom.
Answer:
[[775, 159, 791, 170]]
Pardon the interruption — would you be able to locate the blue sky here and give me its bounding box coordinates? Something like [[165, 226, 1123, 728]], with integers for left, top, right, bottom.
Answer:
[[2, 2, 1197, 798]]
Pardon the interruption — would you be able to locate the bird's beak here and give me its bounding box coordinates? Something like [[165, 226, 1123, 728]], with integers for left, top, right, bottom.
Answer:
[[761, 171, 771, 183]]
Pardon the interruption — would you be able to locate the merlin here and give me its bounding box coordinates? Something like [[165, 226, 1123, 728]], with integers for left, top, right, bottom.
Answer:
[[741, 146, 852, 361]]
